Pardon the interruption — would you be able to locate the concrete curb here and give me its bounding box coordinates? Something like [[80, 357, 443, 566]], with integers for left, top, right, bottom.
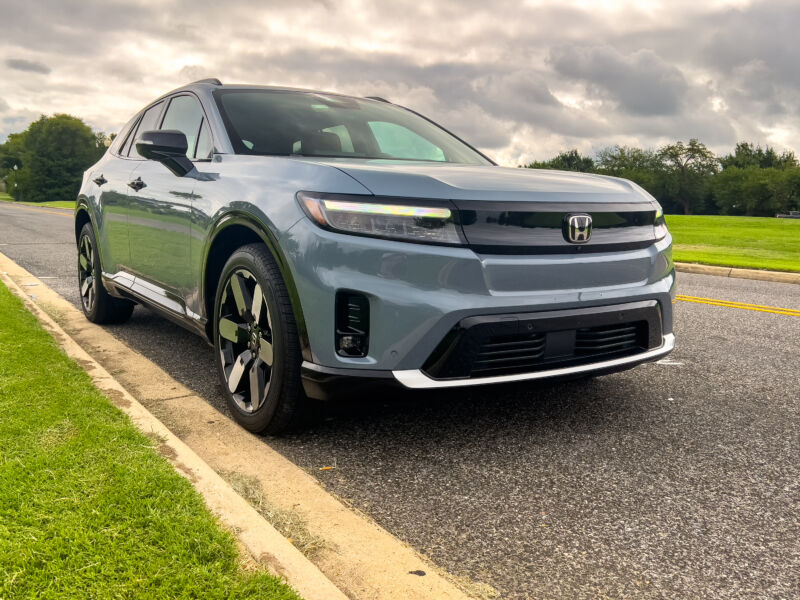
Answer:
[[0, 268, 349, 600], [675, 262, 800, 285], [0, 252, 479, 600]]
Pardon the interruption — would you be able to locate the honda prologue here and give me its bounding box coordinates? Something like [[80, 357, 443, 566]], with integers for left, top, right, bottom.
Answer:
[[76, 79, 675, 433]]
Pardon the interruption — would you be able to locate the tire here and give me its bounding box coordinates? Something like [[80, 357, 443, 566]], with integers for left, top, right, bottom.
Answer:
[[213, 243, 306, 434], [77, 223, 135, 324]]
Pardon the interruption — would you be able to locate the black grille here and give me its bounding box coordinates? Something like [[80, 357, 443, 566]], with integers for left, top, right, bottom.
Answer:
[[472, 333, 546, 375], [575, 323, 640, 356], [421, 302, 662, 380]]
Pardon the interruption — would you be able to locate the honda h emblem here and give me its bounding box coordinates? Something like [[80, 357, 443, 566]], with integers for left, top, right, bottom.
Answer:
[[564, 214, 592, 243]]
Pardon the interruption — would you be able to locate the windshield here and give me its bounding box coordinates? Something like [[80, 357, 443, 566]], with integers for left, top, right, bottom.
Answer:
[[213, 89, 492, 165]]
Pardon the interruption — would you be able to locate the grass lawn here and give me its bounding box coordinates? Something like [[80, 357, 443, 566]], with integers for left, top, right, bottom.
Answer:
[[0, 192, 75, 209], [666, 214, 800, 273], [0, 281, 300, 599]]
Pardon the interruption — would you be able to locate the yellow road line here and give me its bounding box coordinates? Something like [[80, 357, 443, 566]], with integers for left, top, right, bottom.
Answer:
[[676, 294, 800, 317], [0, 203, 72, 218]]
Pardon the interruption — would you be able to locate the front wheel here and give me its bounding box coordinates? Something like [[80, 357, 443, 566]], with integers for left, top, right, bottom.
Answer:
[[213, 244, 306, 434]]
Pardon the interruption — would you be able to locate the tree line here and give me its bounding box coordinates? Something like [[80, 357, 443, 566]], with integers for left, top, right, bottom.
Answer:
[[525, 140, 800, 216], [0, 115, 109, 204]]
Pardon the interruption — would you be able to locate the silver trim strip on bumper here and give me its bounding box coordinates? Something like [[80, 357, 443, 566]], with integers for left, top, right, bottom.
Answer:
[[393, 333, 675, 389]]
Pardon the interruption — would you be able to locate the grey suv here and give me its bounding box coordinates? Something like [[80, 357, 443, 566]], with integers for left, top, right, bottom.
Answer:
[[75, 79, 675, 433]]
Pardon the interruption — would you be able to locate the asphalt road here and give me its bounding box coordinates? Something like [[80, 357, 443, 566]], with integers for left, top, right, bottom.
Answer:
[[1, 201, 798, 599]]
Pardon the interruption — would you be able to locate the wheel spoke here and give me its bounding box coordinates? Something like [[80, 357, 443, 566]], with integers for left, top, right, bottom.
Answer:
[[83, 237, 91, 260], [258, 337, 273, 366], [79, 253, 89, 271], [218, 317, 248, 343], [249, 359, 267, 411], [80, 276, 92, 296], [252, 283, 264, 323], [229, 273, 251, 318], [227, 350, 253, 392]]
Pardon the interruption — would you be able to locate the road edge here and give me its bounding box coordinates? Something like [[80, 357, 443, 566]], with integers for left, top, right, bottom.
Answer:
[[675, 262, 800, 284], [0, 266, 349, 600]]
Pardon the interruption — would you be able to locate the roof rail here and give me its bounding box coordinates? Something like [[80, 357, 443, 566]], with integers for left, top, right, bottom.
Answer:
[[191, 78, 222, 86], [366, 96, 390, 103]]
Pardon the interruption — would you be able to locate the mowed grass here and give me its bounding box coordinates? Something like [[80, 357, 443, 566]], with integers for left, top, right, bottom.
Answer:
[[0, 282, 300, 599], [0, 192, 75, 209], [666, 214, 800, 273]]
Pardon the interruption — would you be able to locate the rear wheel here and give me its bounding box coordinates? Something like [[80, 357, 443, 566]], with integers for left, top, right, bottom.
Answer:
[[213, 244, 305, 434], [77, 223, 135, 324]]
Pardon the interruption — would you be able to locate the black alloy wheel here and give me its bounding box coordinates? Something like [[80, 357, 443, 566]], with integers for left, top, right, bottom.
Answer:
[[78, 233, 96, 313], [214, 244, 305, 434], [77, 222, 135, 324], [218, 268, 275, 413]]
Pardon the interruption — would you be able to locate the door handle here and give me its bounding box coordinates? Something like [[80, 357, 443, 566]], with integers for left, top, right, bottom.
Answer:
[[127, 177, 146, 192], [93, 174, 107, 186]]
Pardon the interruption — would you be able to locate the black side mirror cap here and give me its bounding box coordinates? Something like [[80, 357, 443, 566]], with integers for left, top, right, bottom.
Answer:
[[135, 130, 193, 177]]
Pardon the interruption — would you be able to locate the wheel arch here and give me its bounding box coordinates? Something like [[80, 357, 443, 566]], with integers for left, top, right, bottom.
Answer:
[[202, 213, 311, 361], [74, 199, 107, 272], [74, 201, 92, 242]]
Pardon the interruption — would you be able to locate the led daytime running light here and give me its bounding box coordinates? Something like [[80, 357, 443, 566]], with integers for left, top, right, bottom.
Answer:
[[323, 200, 451, 219]]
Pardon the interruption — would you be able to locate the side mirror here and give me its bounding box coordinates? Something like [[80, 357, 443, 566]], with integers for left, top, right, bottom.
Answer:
[[136, 130, 193, 177]]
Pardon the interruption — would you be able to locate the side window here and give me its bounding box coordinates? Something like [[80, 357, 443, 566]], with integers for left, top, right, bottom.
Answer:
[[368, 121, 445, 161], [160, 95, 204, 158], [194, 120, 213, 160], [126, 101, 164, 157], [112, 114, 138, 156], [120, 118, 139, 157]]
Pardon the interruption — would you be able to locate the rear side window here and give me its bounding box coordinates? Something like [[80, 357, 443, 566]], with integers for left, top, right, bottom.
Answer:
[[126, 101, 164, 157], [111, 115, 138, 155], [161, 95, 204, 158]]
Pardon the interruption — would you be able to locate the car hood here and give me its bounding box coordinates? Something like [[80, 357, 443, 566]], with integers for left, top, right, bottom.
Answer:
[[302, 158, 654, 205]]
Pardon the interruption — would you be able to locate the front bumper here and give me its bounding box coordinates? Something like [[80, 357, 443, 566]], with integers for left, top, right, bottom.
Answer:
[[300, 299, 674, 399], [301, 333, 673, 398]]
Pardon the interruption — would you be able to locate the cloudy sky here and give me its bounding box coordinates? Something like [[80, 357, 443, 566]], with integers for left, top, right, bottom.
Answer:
[[1, 0, 797, 165]]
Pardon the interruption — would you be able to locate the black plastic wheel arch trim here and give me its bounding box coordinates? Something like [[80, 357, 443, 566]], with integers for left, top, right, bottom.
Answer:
[[201, 212, 312, 361]]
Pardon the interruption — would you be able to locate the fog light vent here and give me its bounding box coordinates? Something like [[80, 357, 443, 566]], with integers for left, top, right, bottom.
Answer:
[[336, 291, 369, 357]]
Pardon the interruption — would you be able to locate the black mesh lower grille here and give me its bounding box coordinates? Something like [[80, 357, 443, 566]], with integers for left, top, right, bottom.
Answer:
[[472, 334, 546, 375], [422, 302, 662, 380], [575, 323, 640, 356]]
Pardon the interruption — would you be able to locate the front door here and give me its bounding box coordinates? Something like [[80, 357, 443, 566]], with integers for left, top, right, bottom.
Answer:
[[125, 93, 210, 318]]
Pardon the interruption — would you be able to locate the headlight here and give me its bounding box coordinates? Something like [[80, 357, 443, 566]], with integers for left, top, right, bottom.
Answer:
[[653, 204, 668, 241], [297, 192, 464, 245]]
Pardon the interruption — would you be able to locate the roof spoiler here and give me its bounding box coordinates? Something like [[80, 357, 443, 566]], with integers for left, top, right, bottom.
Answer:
[[191, 78, 222, 86]]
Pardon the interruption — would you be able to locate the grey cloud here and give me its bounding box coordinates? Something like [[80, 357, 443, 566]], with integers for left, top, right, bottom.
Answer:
[[548, 46, 688, 116], [0, 0, 798, 161], [6, 58, 51, 74]]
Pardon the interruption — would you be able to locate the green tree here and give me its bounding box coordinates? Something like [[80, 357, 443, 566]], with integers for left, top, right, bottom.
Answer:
[[525, 149, 595, 172], [0, 114, 105, 203], [657, 139, 718, 214], [594, 145, 670, 202], [770, 167, 800, 213], [719, 142, 797, 170]]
